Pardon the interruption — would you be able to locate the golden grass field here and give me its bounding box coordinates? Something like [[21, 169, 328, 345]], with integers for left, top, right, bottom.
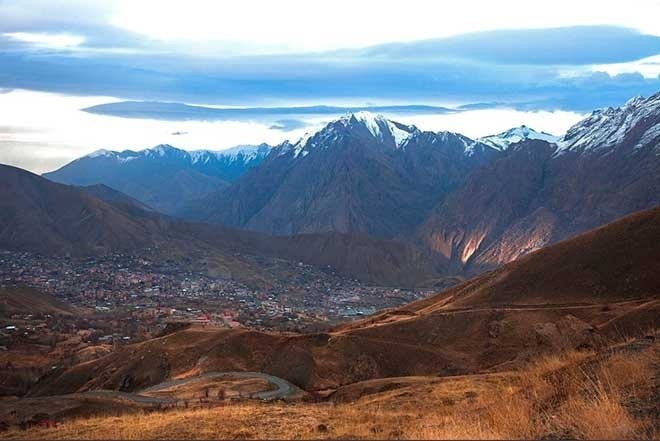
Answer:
[[3, 335, 657, 440]]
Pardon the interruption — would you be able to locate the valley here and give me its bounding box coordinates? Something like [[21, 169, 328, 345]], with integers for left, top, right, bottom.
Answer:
[[1, 204, 658, 438], [1, 251, 429, 332], [0, 92, 659, 439]]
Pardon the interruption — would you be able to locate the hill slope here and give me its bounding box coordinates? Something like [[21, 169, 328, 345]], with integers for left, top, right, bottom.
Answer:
[[0, 164, 435, 286], [0, 164, 171, 256], [31, 207, 660, 396]]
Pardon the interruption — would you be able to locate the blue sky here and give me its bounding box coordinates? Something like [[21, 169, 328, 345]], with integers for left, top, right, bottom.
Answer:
[[1, 0, 660, 172]]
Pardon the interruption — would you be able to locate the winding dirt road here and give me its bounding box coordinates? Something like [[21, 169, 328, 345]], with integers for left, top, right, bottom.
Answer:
[[140, 371, 301, 400]]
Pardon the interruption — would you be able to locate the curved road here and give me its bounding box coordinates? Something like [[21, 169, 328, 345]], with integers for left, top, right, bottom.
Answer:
[[72, 372, 301, 408], [140, 371, 300, 401]]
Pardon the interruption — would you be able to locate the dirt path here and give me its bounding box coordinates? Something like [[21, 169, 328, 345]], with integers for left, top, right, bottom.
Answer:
[[352, 299, 656, 330], [140, 371, 300, 401]]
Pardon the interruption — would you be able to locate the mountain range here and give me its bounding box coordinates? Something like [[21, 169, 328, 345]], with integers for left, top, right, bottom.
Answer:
[[44, 144, 271, 214], [419, 94, 660, 274], [0, 164, 433, 286], [185, 112, 505, 237], [183, 94, 660, 275], [23, 92, 660, 282]]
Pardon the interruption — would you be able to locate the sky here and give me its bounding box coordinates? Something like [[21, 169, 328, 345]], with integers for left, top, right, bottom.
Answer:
[[1, 0, 660, 173]]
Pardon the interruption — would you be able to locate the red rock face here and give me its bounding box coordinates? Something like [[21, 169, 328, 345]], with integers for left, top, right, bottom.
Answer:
[[417, 94, 660, 276]]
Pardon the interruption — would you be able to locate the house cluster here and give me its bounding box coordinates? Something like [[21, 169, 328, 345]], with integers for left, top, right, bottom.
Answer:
[[0, 251, 433, 333]]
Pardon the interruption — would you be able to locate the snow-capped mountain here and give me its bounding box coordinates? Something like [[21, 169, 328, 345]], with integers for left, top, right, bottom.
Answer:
[[85, 143, 270, 168], [181, 97, 659, 278], [44, 143, 271, 214], [280, 112, 422, 159], [418, 93, 660, 274], [184, 112, 501, 236], [478, 125, 559, 150], [42, 94, 660, 279], [558, 93, 660, 153], [279, 111, 502, 160]]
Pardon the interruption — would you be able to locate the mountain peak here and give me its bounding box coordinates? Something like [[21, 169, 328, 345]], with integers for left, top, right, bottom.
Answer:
[[559, 93, 660, 153], [344, 110, 387, 131], [86, 148, 113, 158], [146, 144, 184, 157], [478, 125, 558, 150], [282, 112, 419, 158], [288, 112, 422, 158]]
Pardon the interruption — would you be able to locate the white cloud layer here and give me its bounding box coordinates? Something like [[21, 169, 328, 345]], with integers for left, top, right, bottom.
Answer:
[[3, 0, 658, 54], [3, 31, 85, 48], [110, 0, 660, 53], [0, 90, 585, 174]]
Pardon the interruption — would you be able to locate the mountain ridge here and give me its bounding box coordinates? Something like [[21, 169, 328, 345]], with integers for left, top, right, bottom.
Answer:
[[183, 111, 504, 237], [43, 144, 271, 215], [417, 92, 660, 274], [1, 163, 436, 286]]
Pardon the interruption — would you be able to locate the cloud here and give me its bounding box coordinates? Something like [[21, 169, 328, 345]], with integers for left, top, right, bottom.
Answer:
[[358, 27, 660, 66], [81, 102, 455, 121], [269, 120, 310, 131], [1, 38, 658, 112], [0, 89, 589, 175], [3, 31, 85, 48], [588, 55, 660, 79], [1, 2, 659, 172], [0, 90, 311, 173], [397, 109, 585, 139]]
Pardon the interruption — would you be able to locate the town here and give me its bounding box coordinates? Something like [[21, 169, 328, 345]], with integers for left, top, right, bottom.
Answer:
[[0, 250, 433, 336]]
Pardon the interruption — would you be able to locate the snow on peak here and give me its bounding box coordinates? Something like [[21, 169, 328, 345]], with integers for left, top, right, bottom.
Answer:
[[190, 144, 270, 164], [345, 111, 419, 147], [479, 125, 559, 151], [147, 144, 180, 157], [558, 93, 660, 153], [346, 111, 387, 138], [217, 144, 269, 160], [86, 148, 113, 158], [83, 144, 270, 165], [282, 111, 419, 158]]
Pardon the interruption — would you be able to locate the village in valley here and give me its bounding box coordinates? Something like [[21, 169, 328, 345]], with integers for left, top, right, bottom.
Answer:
[[0, 250, 431, 336], [0, 249, 432, 399]]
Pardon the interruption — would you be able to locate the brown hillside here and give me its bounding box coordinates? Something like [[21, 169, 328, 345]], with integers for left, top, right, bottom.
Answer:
[[0, 164, 436, 286], [409, 204, 660, 312], [30, 207, 660, 396]]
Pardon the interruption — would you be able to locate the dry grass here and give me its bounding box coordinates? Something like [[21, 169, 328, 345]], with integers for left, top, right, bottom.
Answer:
[[3, 340, 657, 440], [555, 383, 640, 439]]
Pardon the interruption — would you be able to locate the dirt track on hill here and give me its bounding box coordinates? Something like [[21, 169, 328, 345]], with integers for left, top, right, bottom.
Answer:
[[140, 371, 302, 401]]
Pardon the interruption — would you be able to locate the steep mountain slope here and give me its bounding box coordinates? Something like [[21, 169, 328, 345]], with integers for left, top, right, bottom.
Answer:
[[408, 205, 660, 311], [43, 144, 270, 214], [419, 93, 660, 273], [32, 206, 660, 396], [80, 184, 156, 214], [184, 112, 500, 237], [0, 164, 435, 285]]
